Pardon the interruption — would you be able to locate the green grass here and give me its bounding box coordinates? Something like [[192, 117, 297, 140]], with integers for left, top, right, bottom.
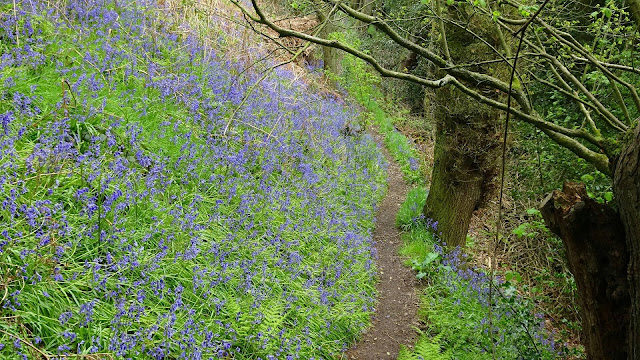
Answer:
[[396, 194, 559, 360], [332, 32, 426, 185], [396, 186, 428, 229]]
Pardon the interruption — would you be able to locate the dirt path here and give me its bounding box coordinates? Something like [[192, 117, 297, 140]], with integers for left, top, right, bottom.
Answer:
[[343, 130, 421, 360]]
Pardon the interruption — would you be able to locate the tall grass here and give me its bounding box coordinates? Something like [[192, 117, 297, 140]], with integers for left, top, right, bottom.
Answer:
[[332, 32, 425, 185]]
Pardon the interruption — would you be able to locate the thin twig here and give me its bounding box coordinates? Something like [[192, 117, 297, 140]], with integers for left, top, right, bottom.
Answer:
[[223, 2, 340, 136], [489, 1, 550, 358], [0, 328, 50, 359]]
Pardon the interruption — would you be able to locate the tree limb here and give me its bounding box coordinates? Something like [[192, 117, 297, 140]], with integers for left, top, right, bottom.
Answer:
[[234, 0, 457, 88], [540, 128, 610, 175]]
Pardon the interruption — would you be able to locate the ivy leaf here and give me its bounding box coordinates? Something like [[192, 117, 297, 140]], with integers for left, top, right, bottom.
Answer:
[[492, 10, 501, 21], [581, 174, 594, 183], [604, 192, 613, 202], [446, 0, 455, 6], [601, 7, 612, 18], [526, 208, 540, 216]]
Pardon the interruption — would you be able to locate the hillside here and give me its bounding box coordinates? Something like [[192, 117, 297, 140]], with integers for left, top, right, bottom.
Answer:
[[0, 1, 387, 358]]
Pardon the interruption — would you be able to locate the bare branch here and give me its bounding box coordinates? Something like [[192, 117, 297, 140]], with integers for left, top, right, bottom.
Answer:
[[233, 0, 457, 88], [570, 56, 640, 76], [448, 77, 605, 148], [333, 1, 533, 112], [540, 128, 610, 176], [532, 17, 640, 114]]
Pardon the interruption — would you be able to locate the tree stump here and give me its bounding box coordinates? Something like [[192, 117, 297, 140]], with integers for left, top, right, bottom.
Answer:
[[540, 182, 629, 360]]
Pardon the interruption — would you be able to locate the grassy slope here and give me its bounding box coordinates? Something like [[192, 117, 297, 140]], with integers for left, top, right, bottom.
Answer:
[[0, 1, 386, 358], [333, 39, 425, 186]]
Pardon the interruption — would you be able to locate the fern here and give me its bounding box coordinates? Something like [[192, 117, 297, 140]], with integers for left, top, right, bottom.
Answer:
[[225, 298, 253, 339], [256, 300, 285, 337], [398, 335, 452, 360]]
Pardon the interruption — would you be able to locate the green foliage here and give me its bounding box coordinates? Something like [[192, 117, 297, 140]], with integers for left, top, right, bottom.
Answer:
[[399, 227, 435, 262], [334, 31, 426, 184], [398, 335, 452, 360], [511, 209, 545, 240], [580, 172, 614, 203], [500, 207, 582, 356], [518, 4, 539, 17], [396, 186, 428, 229], [510, 123, 612, 203], [411, 252, 441, 279], [334, 33, 382, 105], [398, 223, 559, 359]]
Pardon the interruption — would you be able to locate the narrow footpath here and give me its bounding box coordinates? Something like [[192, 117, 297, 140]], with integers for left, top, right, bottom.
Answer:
[[344, 130, 422, 360]]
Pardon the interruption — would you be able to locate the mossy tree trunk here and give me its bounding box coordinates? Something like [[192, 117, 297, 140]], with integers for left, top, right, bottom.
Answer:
[[316, 11, 342, 86], [421, 5, 506, 247], [424, 121, 483, 247], [423, 86, 501, 247]]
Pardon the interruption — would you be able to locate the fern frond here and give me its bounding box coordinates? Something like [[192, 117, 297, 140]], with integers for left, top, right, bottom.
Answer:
[[397, 335, 452, 360]]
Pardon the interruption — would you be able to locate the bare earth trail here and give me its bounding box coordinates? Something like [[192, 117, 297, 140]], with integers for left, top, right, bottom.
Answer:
[[343, 129, 422, 360]]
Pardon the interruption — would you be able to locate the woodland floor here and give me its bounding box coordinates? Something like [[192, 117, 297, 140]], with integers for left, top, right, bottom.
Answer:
[[343, 128, 422, 360]]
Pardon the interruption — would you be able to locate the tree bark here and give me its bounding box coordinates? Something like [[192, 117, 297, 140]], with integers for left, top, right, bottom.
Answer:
[[419, 5, 506, 247], [540, 182, 630, 360], [628, 0, 640, 29], [613, 124, 640, 360], [423, 120, 484, 247], [316, 11, 342, 86], [423, 86, 501, 247]]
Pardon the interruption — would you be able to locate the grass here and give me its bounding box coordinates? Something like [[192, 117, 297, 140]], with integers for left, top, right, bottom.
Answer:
[[395, 186, 428, 229], [0, 1, 386, 358], [396, 194, 560, 360], [330, 32, 426, 185]]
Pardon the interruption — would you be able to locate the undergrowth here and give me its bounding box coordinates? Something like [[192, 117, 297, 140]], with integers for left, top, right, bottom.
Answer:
[[331, 33, 425, 185], [0, 1, 386, 358], [396, 193, 560, 360]]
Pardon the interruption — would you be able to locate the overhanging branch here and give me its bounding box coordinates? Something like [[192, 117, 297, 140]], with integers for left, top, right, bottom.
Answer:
[[234, 0, 457, 89]]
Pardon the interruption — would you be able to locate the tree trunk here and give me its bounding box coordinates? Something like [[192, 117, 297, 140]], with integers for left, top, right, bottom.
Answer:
[[540, 182, 630, 360], [628, 0, 640, 29], [613, 124, 640, 359], [422, 85, 501, 247], [316, 11, 342, 86], [322, 40, 342, 82], [423, 121, 484, 247], [420, 5, 506, 248]]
